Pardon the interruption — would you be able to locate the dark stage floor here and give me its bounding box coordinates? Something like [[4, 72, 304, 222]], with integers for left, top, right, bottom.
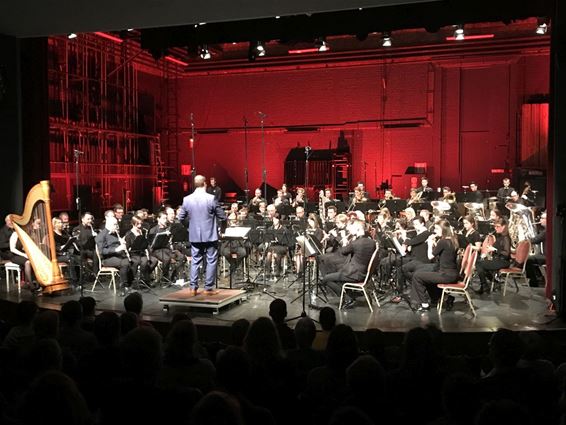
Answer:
[[0, 266, 561, 334]]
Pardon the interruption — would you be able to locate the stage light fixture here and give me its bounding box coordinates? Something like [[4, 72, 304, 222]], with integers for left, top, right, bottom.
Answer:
[[68, 33, 77, 39], [454, 25, 465, 41], [381, 32, 392, 47], [248, 41, 266, 61], [536, 19, 549, 35], [315, 38, 329, 52], [199, 45, 211, 60]]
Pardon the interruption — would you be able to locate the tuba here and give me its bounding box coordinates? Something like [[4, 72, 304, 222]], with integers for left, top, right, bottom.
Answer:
[[8, 181, 69, 293]]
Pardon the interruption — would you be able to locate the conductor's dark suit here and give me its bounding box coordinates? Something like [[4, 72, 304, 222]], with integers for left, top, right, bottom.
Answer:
[[322, 237, 376, 295], [178, 187, 226, 290]]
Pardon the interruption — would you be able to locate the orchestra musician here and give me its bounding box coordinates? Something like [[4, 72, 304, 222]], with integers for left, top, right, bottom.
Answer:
[[95, 216, 133, 296], [461, 215, 482, 250], [525, 211, 546, 286], [416, 177, 434, 201], [410, 220, 459, 312], [468, 182, 484, 203], [253, 201, 268, 220], [58, 212, 71, 237], [520, 182, 536, 207], [249, 188, 266, 210], [355, 181, 370, 199], [206, 176, 223, 202], [419, 209, 435, 231], [274, 190, 290, 207], [125, 216, 158, 286], [281, 183, 293, 203], [475, 217, 512, 294], [292, 187, 306, 208], [393, 216, 435, 302], [496, 177, 515, 204], [52, 217, 79, 286], [294, 213, 324, 277], [324, 205, 338, 233], [1, 215, 36, 292], [352, 188, 368, 206], [148, 211, 181, 284], [322, 219, 376, 309], [265, 213, 293, 277], [407, 188, 421, 206], [73, 212, 99, 272]]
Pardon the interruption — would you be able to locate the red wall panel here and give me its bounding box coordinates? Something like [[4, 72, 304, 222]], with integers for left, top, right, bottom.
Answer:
[[172, 51, 549, 199]]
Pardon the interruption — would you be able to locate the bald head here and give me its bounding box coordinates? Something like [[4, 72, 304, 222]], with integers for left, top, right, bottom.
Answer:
[[194, 175, 206, 188]]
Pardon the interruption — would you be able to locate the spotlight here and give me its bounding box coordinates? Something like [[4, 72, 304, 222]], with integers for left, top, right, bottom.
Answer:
[[248, 41, 266, 61], [199, 45, 211, 60], [68, 33, 77, 39], [454, 25, 465, 41], [536, 18, 549, 35], [381, 32, 392, 47], [315, 38, 329, 52]]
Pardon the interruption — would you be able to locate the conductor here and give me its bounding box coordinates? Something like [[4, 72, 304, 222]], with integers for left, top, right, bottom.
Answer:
[[178, 175, 227, 296]]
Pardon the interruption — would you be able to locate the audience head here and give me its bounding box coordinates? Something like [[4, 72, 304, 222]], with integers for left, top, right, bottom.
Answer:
[[120, 327, 163, 384], [164, 319, 198, 365], [489, 328, 524, 370], [16, 300, 38, 325], [94, 311, 121, 347], [216, 346, 251, 394], [476, 399, 531, 425], [60, 300, 83, 328], [329, 406, 374, 425], [244, 317, 283, 365], [124, 292, 143, 316], [33, 310, 59, 340], [319, 306, 336, 331], [190, 391, 244, 425], [79, 296, 96, 317], [230, 318, 250, 347], [29, 338, 63, 377], [120, 312, 138, 336], [294, 317, 316, 349], [269, 298, 288, 324], [326, 324, 359, 371], [346, 354, 386, 399], [20, 371, 92, 425]]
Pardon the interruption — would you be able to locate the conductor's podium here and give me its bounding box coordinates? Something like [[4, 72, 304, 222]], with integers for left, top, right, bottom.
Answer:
[[159, 288, 247, 314]]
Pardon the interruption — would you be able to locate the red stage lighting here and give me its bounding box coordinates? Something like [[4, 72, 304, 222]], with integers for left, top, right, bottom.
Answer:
[[165, 56, 189, 67], [94, 32, 124, 44], [445, 34, 495, 41]]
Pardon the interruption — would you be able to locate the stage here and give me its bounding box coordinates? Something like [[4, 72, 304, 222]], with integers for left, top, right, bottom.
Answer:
[[0, 267, 561, 335]]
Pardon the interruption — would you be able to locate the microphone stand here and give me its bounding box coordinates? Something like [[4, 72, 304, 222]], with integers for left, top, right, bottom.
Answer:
[[258, 112, 267, 201], [190, 113, 197, 190], [243, 116, 250, 203], [73, 149, 85, 298]]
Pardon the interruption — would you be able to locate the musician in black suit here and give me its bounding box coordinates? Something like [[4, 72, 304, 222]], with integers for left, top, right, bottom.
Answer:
[[95, 216, 132, 296], [322, 220, 376, 308], [73, 212, 99, 272], [265, 214, 293, 277], [125, 216, 158, 285], [206, 177, 223, 202], [526, 212, 546, 286], [416, 177, 434, 201], [468, 182, 484, 203], [496, 177, 515, 203]]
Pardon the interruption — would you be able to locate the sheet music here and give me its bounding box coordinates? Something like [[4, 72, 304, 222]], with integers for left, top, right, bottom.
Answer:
[[224, 226, 251, 238]]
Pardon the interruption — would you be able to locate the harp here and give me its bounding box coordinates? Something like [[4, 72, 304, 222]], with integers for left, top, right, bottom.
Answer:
[[8, 180, 69, 294]]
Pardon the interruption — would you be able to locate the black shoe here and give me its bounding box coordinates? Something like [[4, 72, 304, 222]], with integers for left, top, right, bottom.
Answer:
[[474, 286, 484, 295], [341, 298, 356, 310], [445, 295, 455, 311], [417, 304, 430, 312]]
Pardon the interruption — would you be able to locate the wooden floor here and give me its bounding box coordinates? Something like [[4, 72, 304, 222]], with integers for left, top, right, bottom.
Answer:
[[0, 267, 561, 333]]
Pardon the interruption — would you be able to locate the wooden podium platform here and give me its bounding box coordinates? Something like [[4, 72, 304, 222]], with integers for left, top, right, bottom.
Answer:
[[159, 288, 247, 314]]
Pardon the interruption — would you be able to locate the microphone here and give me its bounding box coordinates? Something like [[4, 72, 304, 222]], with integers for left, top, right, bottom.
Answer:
[[74, 149, 84, 155], [256, 111, 267, 119]]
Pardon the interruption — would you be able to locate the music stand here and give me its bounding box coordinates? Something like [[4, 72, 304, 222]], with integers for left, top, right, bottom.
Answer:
[[325, 200, 346, 213], [385, 199, 407, 216], [220, 227, 251, 289], [150, 231, 173, 286], [352, 201, 379, 214], [276, 204, 294, 219]]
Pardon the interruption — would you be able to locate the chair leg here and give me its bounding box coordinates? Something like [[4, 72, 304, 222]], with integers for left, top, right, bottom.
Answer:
[[503, 274, 509, 296], [362, 289, 374, 313], [464, 290, 476, 317], [339, 286, 345, 310], [90, 273, 101, 292], [438, 289, 445, 314]]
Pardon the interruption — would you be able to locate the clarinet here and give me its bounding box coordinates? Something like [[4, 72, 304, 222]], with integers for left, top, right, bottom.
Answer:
[[114, 230, 132, 262]]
